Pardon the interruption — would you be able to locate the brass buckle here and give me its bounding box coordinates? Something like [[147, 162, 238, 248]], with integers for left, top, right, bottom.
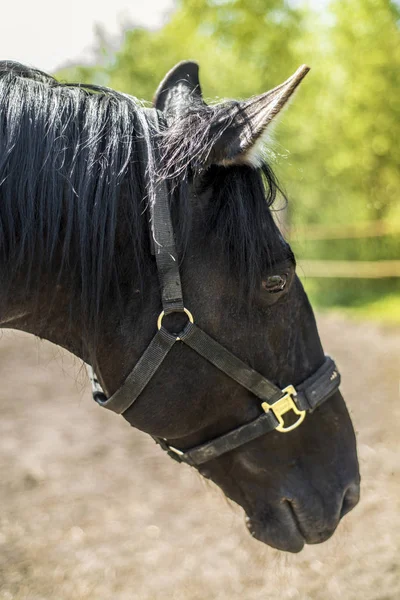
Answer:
[[261, 385, 306, 433]]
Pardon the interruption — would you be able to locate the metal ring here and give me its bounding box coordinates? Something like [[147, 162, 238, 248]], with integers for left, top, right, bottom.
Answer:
[[157, 308, 194, 331]]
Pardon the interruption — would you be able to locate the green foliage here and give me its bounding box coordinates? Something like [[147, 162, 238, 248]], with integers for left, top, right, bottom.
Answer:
[[56, 0, 400, 320]]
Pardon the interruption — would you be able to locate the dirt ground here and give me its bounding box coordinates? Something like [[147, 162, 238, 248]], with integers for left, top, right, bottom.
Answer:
[[0, 314, 399, 600]]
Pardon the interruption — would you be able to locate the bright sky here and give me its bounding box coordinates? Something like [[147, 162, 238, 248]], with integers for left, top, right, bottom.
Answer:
[[0, 0, 174, 72]]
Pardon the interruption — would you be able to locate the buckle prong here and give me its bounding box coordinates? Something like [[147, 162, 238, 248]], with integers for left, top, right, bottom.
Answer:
[[261, 385, 306, 433]]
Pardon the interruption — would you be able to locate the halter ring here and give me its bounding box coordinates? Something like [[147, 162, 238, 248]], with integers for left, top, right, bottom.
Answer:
[[157, 308, 194, 339]]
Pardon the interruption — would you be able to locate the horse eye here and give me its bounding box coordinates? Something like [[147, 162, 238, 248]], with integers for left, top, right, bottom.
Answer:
[[262, 274, 287, 293]]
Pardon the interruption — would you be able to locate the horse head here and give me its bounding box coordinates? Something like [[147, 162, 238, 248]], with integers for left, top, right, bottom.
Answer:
[[0, 60, 360, 552]]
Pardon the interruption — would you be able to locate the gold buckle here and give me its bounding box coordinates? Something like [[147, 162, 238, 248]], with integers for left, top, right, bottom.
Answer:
[[261, 385, 306, 433]]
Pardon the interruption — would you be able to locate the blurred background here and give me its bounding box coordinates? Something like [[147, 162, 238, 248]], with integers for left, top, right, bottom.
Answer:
[[0, 1, 399, 599], [52, 0, 400, 324]]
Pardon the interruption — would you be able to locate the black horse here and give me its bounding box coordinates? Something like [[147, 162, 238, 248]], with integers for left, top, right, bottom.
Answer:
[[0, 60, 359, 552]]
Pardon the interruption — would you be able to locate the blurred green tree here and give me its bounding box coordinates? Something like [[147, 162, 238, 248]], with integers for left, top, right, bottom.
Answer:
[[328, 0, 400, 223]]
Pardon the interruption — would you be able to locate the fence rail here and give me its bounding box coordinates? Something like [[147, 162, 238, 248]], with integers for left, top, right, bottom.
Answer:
[[298, 260, 400, 278], [281, 219, 400, 278], [287, 220, 400, 241]]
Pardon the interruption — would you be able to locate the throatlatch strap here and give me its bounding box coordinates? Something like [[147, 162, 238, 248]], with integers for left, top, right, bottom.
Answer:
[[94, 328, 177, 414]]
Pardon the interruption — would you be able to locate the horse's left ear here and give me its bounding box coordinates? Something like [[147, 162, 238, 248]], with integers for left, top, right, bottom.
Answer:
[[210, 65, 310, 167], [153, 60, 205, 124]]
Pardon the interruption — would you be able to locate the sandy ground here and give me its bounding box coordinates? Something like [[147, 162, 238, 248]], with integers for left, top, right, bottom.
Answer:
[[0, 314, 399, 600]]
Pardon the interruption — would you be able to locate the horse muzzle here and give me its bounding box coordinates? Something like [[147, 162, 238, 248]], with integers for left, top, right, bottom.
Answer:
[[245, 480, 360, 553]]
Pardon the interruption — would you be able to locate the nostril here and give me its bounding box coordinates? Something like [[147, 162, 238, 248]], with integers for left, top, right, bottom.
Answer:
[[340, 482, 360, 518]]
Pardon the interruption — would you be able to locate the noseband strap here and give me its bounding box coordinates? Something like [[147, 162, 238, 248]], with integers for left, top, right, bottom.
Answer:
[[87, 108, 341, 466]]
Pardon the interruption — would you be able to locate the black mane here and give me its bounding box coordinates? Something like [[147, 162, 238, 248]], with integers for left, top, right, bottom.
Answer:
[[0, 61, 287, 345], [0, 61, 152, 339]]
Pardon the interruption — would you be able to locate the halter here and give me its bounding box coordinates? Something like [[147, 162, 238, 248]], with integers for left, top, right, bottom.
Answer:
[[87, 109, 341, 467]]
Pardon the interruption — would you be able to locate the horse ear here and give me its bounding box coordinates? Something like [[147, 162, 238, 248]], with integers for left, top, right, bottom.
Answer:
[[210, 65, 310, 167], [153, 61, 205, 124]]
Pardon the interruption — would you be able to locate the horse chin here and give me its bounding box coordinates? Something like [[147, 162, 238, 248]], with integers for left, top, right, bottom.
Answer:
[[245, 510, 306, 553]]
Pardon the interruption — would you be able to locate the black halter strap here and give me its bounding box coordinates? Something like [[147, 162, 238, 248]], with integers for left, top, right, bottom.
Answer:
[[87, 108, 341, 467]]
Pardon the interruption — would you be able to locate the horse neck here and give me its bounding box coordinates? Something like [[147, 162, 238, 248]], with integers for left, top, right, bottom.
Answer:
[[0, 175, 153, 372]]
